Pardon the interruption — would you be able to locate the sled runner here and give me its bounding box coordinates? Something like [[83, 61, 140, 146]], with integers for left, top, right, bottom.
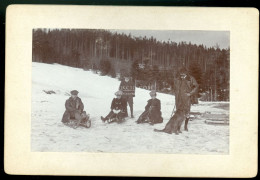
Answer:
[[65, 111, 91, 129], [203, 113, 229, 125]]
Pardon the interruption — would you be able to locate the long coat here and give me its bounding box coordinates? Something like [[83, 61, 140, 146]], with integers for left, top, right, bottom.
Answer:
[[173, 75, 199, 115], [61, 97, 84, 123], [137, 98, 163, 124]]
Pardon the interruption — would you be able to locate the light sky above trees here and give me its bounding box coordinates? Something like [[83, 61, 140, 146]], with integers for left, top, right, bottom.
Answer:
[[109, 30, 230, 50]]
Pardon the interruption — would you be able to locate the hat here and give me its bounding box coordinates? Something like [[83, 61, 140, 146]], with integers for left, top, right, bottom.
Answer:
[[149, 90, 157, 96], [178, 66, 188, 74], [124, 72, 130, 78], [115, 90, 123, 96], [70, 90, 79, 95]]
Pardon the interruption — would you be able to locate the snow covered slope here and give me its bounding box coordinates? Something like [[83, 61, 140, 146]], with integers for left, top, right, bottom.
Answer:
[[32, 62, 229, 154]]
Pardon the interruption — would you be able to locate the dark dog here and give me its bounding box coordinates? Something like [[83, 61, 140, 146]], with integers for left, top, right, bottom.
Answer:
[[154, 109, 186, 135]]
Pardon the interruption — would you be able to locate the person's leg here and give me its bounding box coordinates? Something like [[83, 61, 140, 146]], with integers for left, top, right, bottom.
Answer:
[[74, 111, 83, 128], [136, 111, 148, 123], [122, 96, 128, 117], [128, 96, 134, 118], [184, 114, 189, 131], [117, 111, 125, 122], [184, 106, 190, 131], [101, 111, 114, 122]]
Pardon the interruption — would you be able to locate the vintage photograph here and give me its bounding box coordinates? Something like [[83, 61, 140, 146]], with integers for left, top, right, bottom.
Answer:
[[31, 29, 230, 154]]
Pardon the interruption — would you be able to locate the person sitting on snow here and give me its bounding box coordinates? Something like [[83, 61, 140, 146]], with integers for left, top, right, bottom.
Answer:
[[136, 90, 163, 125], [61, 90, 87, 128], [101, 90, 126, 123]]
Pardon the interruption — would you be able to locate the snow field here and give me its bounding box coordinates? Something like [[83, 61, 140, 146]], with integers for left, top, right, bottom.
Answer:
[[32, 62, 229, 154]]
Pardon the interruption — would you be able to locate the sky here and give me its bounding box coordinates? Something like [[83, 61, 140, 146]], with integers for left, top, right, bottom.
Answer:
[[109, 30, 230, 50]]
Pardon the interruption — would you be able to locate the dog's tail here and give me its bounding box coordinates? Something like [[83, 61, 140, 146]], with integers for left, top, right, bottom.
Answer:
[[154, 128, 165, 132]]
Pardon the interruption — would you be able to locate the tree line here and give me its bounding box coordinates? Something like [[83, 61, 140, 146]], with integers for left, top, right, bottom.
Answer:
[[32, 28, 230, 101]]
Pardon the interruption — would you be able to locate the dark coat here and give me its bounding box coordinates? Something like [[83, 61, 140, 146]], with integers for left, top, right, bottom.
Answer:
[[62, 97, 84, 123], [173, 75, 199, 115], [119, 80, 135, 97], [110, 98, 126, 111], [137, 98, 163, 124]]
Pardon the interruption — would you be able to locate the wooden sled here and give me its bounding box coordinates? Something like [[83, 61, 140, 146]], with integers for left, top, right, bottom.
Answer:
[[66, 112, 91, 129]]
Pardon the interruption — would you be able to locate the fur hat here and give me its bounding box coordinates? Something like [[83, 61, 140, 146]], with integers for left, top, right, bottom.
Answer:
[[178, 66, 188, 75], [70, 90, 79, 95], [149, 90, 157, 96], [124, 72, 131, 78], [115, 90, 123, 96]]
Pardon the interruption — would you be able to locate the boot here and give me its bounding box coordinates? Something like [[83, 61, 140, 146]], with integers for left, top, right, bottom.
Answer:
[[184, 117, 189, 131], [101, 116, 108, 123]]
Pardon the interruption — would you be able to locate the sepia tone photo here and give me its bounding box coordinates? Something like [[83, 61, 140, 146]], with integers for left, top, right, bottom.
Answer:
[[5, 5, 258, 177], [32, 29, 230, 154]]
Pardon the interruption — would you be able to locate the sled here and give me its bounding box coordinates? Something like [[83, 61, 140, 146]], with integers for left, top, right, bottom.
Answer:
[[205, 118, 229, 125], [203, 113, 229, 125], [65, 112, 91, 129], [107, 113, 125, 124]]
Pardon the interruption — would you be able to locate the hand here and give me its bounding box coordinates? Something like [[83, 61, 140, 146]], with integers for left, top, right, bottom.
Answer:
[[185, 93, 191, 96]]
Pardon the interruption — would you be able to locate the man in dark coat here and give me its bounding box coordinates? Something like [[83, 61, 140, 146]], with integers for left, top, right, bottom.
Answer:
[[173, 67, 199, 131], [119, 74, 135, 118], [101, 90, 126, 123], [61, 90, 84, 124], [136, 90, 163, 125]]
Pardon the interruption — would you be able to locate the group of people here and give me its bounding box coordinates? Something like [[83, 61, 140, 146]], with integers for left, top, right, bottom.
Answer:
[[61, 66, 199, 131]]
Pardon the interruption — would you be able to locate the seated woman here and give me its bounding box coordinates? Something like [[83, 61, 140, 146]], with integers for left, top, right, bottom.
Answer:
[[61, 90, 90, 128], [136, 90, 163, 125], [101, 90, 126, 123]]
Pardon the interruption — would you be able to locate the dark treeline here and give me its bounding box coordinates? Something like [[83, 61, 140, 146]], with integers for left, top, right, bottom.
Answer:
[[32, 28, 229, 101]]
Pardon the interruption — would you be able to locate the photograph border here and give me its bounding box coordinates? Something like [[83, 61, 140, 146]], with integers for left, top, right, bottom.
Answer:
[[4, 5, 258, 177]]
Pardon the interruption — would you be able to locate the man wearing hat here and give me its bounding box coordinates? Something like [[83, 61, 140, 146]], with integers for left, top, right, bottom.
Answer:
[[101, 90, 126, 123], [119, 73, 135, 118], [173, 66, 199, 131], [136, 90, 163, 125], [61, 90, 84, 126]]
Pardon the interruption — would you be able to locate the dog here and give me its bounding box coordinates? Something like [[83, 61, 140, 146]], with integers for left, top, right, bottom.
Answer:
[[154, 109, 186, 135]]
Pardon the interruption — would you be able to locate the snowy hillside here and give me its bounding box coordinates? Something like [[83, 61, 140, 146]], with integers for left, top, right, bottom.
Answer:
[[32, 62, 229, 154]]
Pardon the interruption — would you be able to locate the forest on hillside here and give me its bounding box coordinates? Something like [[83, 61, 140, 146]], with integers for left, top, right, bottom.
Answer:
[[32, 29, 230, 101]]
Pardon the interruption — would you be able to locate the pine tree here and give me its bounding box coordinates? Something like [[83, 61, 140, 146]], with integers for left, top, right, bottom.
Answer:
[[99, 59, 111, 76]]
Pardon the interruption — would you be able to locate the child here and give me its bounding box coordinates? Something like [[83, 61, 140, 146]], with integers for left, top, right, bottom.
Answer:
[[119, 74, 135, 118], [101, 90, 126, 123], [136, 90, 163, 125], [61, 90, 90, 128]]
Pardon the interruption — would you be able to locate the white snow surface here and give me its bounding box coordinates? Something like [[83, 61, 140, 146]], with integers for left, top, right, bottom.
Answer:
[[32, 62, 229, 154]]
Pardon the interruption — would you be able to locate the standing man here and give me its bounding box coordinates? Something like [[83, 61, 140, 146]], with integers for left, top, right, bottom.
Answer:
[[173, 67, 199, 131], [119, 73, 135, 118]]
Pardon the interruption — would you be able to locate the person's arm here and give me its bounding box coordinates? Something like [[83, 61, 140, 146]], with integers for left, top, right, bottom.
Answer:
[[145, 100, 151, 111], [110, 98, 115, 110], [172, 77, 178, 94], [119, 81, 123, 91], [65, 100, 76, 112], [189, 77, 199, 96], [78, 98, 84, 112], [157, 100, 161, 111], [120, 99, 126, 112], [132, 81, 136, 97]]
